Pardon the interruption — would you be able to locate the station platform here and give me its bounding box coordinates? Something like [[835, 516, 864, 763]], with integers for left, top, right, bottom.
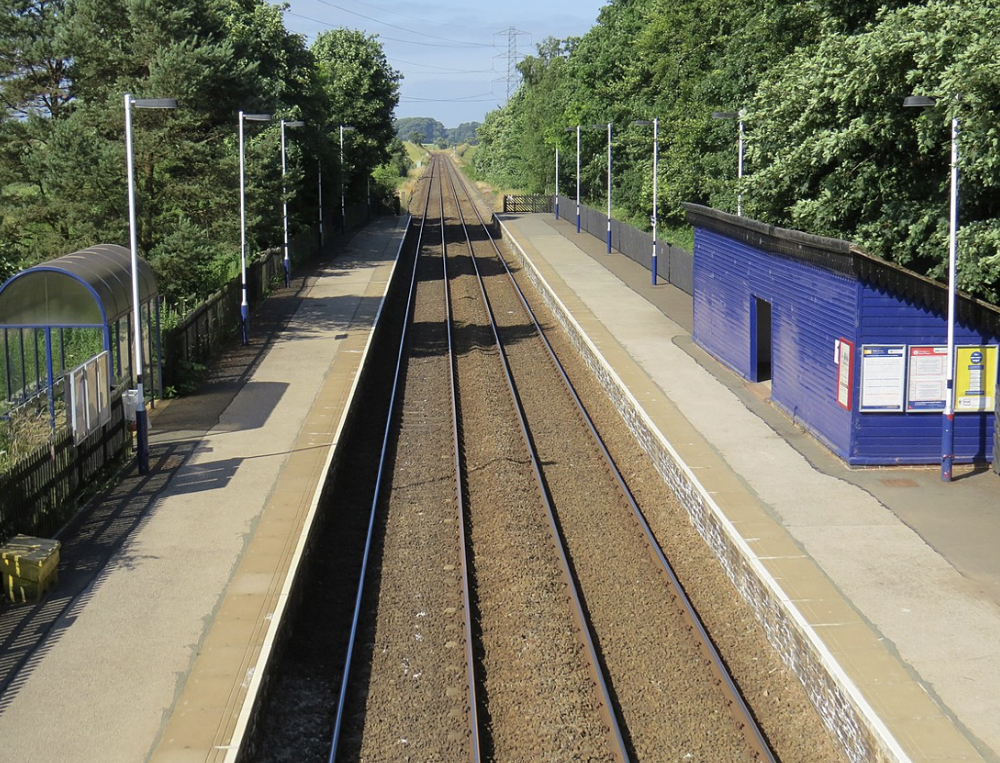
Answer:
[[0, 215, 408, 763], [1, 204, 996, 763], [497, 213, 1000, 763]]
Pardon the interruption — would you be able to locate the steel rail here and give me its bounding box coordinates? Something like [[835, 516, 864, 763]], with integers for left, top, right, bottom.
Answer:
[[441, 158, 632, 763], [437, 155, 483, 763], [448, 158, 778, 762], [326, 161, 434, 762]]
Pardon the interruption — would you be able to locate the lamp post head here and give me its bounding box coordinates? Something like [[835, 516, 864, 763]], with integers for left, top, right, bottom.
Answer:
[[633, 120, 653, 126], [243, 113, 272, 122], [903, 95, 937, 109], [564, 126, 576, 132], [283, 120, 305, 128], [712, 111, 739, 120], [133, 98, 178, 110]]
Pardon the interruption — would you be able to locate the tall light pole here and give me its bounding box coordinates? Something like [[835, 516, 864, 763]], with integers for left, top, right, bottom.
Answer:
[[239, 111, 272, 345], [125, 93, 177, 475], [555, 146, 559, 221], [318, 161, 324, 252], [634, 118, 659, 285], [591, 122, 613, 253], [281, 119, 305, 287], [564, 125, 581, 232], [340, 125, 355, 232], [905, 94, 959, 482], [713, 110, 745, 216]]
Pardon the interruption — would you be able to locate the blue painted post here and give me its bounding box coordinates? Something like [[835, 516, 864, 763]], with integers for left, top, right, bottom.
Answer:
[[4, 328, 10, 401], [606, 122, 612, 254], [942, 115, 959, 482], [45, 328, 55, 430], [576, 125, 581, 233], [19, 328, 26, 401], [652, 117, 658, 285], [155, 298, 164, 400], [555, 147, 559, 221]]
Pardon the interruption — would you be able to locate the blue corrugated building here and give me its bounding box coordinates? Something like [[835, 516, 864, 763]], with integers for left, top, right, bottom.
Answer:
[[684, 204, 999, 466]]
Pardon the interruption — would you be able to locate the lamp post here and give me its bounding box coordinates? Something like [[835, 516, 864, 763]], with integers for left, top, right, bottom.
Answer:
[[904, 94, 959, 482], [318, 161, 324, 252], [564, 125, 581, 232], [239, 111, 272, 345], [590, 122, 613, 253], [340, 125, 355, 231], [713, 110, 745, 216], [125, 93, 177, 475], [634, 118, 659, 285], [555, 146, 559, 221], [281, 119, 305, 288]]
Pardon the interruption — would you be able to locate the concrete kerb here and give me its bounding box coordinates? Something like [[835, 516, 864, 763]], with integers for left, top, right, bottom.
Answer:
[[221, 216, 412, 762], [493, 215, 912, 763]]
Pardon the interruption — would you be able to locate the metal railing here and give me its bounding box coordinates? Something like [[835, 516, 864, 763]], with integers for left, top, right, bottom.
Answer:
[[0, 199, 388, 543], [502, 194, 693, 294], [556, 194, 693, 294]]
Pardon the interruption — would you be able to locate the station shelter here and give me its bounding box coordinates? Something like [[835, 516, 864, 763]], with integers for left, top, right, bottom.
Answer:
[[0, 244, 160, 433], [684, 204, 999, 466]]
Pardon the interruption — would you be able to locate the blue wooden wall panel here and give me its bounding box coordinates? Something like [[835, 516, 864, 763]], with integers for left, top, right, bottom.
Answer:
[[693, 229, 857, 458], [851, 284, 998, 463]]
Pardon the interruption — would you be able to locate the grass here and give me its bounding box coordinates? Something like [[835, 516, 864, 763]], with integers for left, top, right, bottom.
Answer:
[[403, 141, 430, 166]]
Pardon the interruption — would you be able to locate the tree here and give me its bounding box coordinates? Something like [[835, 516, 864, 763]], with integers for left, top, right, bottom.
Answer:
[[746, 0, 1000, 299], [312, 29, 400, 206]]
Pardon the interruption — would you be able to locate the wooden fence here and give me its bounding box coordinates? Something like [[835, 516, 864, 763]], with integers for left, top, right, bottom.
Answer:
[[0, 389, 131, 544], [0, 201, 383, 544]]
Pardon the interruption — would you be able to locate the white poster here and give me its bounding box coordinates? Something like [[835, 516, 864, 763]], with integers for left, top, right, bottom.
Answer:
[[860, 344, 906, 412]]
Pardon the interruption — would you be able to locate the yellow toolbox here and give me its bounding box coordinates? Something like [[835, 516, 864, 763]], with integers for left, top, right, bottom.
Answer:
[[1, 535, 60, 603]]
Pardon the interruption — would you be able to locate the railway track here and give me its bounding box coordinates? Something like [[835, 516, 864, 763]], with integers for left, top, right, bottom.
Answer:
[[245, 154, 847, 763], [332, 153, 777, 761]]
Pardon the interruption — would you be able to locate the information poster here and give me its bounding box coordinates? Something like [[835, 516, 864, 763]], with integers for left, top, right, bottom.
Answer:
[[836, 338, 854, 410], [859, 344, 906, 412], [954, 345, 998, 412], [905, 345, 948, 412]]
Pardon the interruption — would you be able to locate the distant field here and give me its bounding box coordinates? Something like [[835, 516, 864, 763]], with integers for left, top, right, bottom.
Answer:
[[403, 141, 429, 166]]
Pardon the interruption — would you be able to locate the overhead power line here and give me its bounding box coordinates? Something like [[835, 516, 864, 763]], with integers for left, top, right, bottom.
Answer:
[[312, 0, 494, 47]]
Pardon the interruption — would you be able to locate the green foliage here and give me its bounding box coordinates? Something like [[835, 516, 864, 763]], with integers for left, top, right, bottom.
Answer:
[[447, 122, 480, 146], [0, 1, 400, 307], [472, 0, 1000, 300], [395, 116, 446, 145], [394, 116, 481, 147], [312, 28, 400, 179]]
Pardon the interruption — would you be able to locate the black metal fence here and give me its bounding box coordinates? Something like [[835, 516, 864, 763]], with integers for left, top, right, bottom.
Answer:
[[0, 388, 131, 544], [504, 195, 555, 213], [556, 194, 694, 295], [503, 194, 693, 295]]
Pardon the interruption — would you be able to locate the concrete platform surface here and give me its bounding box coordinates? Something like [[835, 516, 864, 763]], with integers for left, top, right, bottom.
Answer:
[[0, 216, 407, 763], [498, 212, 1000, 763]]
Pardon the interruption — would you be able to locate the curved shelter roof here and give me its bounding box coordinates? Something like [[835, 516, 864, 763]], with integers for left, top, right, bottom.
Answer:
[[0, 244, 157, 329]]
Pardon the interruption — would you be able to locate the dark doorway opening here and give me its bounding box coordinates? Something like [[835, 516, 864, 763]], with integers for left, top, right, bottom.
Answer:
[[752, 297, 772, 382]]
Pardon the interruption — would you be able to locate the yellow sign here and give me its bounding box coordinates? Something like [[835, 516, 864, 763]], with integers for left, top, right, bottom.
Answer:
[[954, 345, 998, 412]]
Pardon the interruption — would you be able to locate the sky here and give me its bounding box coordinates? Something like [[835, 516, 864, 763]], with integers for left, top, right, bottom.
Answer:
[[272, 0, 607, 127]]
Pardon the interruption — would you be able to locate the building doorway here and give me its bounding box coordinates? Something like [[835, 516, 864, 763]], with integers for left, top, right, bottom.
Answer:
[[752, 297, 772, 382]]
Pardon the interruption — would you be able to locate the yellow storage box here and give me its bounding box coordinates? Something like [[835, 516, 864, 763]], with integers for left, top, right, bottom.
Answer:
[[1, 535, 60, 603]]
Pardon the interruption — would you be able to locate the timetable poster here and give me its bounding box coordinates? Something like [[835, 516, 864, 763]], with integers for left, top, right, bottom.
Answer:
[[859, 344, 906, 412], [905, 345, 948, 412], [954, 345, 998, 412]]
